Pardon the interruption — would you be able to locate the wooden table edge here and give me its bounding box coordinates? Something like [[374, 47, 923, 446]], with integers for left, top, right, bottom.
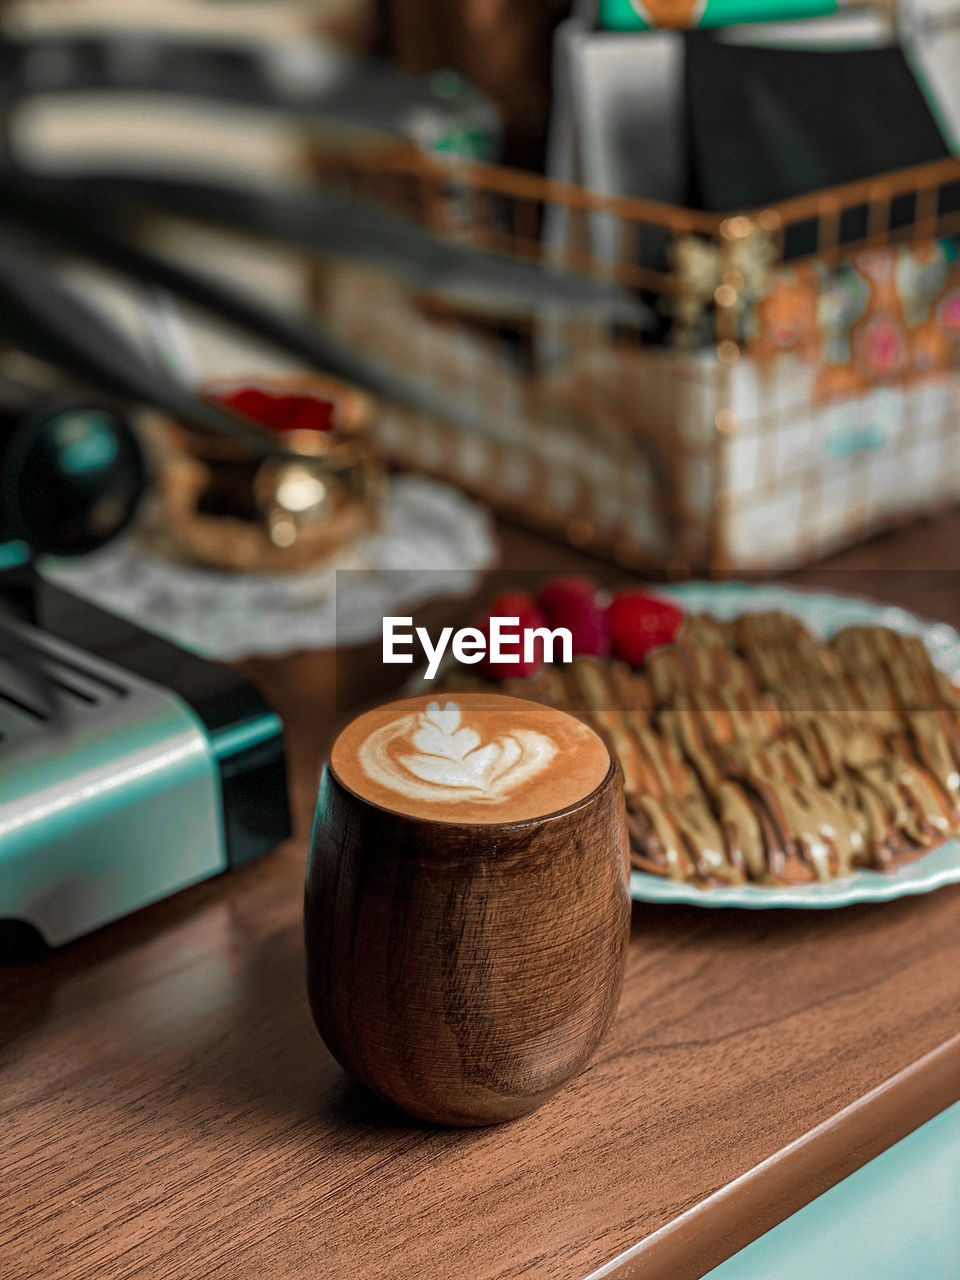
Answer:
[[582, 1031, 960, 1280]]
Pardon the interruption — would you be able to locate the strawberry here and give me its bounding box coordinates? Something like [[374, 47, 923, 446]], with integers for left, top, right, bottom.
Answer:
[[478, 592, 549, 681], [537, 577, 611, 657], [607, 591, 684, 666]]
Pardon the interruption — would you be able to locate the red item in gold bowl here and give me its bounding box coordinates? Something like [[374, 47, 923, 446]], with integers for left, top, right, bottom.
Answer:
[[213, 387, 336, 435]]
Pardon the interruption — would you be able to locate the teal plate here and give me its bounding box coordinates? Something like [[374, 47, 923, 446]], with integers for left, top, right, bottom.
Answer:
[[630, 582, 960, 910]]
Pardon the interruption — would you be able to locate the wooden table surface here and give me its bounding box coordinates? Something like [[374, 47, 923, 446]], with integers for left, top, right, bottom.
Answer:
[[3, 514, 960, 1280]]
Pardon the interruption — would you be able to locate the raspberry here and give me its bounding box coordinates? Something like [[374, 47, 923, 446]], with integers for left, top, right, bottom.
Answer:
[[478, 592, 549, 681], [537, 577, 611, 657], [607, 591, 684, 666]]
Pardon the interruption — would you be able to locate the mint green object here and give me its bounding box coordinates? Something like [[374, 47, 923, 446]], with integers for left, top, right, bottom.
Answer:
[[0, 618, 226, 946], [0, 539, 30, 570], [825, 421, 888, 460], [703, 1103, 960, 1280], [630, 582, 960, 910], [211, 714, 285, 761], [599, 0, 840, 31], [52, 411, 119, 475], [419, 70, 500, 161]]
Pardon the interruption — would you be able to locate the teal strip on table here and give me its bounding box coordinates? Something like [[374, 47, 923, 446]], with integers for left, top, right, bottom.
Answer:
[[598, 0, 840, 31], [704, 1102, 960, 1280]]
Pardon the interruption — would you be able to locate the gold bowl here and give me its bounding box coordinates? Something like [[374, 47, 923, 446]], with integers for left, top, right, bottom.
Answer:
[[143, 374, 384, 574]]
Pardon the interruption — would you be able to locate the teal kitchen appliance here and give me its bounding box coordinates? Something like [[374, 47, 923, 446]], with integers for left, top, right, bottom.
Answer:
[[0, 575, 289, 956], [0, 381, 289, 958]]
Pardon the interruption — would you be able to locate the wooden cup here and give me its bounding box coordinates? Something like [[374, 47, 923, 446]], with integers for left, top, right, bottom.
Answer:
[[305, 752, 630, 1127]]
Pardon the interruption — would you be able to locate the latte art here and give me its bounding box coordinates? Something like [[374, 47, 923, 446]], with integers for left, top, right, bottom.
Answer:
[[359, 700, 558, 804], [331, 692, 611, 823]]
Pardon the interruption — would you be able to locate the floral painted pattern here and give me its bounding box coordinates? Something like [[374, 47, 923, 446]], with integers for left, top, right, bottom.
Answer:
[[744, 239, 960, 404]]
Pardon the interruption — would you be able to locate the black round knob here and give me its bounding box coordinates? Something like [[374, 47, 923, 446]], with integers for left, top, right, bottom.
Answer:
[[1, 398, 147, 557]]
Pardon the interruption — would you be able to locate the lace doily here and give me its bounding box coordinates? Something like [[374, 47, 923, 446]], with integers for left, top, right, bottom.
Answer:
[[39, 475, 497, 659]]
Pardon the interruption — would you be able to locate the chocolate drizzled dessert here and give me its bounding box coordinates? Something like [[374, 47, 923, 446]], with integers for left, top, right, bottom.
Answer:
[[441, 611, 960, 887]]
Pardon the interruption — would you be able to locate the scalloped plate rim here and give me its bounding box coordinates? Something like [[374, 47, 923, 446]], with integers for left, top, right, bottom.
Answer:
[[629, 581, 960, 910]]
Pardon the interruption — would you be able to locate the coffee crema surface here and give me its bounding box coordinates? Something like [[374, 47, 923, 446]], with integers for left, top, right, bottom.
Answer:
[[331, 693, 611, 823]]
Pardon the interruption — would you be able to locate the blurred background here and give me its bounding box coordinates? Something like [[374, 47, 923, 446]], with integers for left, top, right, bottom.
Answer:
[[2, 0, 960, 949], [1, 0, 960, 659]]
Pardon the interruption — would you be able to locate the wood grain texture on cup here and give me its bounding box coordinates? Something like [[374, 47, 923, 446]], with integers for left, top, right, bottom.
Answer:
[[305, 758, 630, 1126]]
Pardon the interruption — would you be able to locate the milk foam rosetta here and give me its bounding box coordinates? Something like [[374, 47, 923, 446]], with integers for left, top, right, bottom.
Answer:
[[358, 700, 557, 805], [331, 693, 612, 823]]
